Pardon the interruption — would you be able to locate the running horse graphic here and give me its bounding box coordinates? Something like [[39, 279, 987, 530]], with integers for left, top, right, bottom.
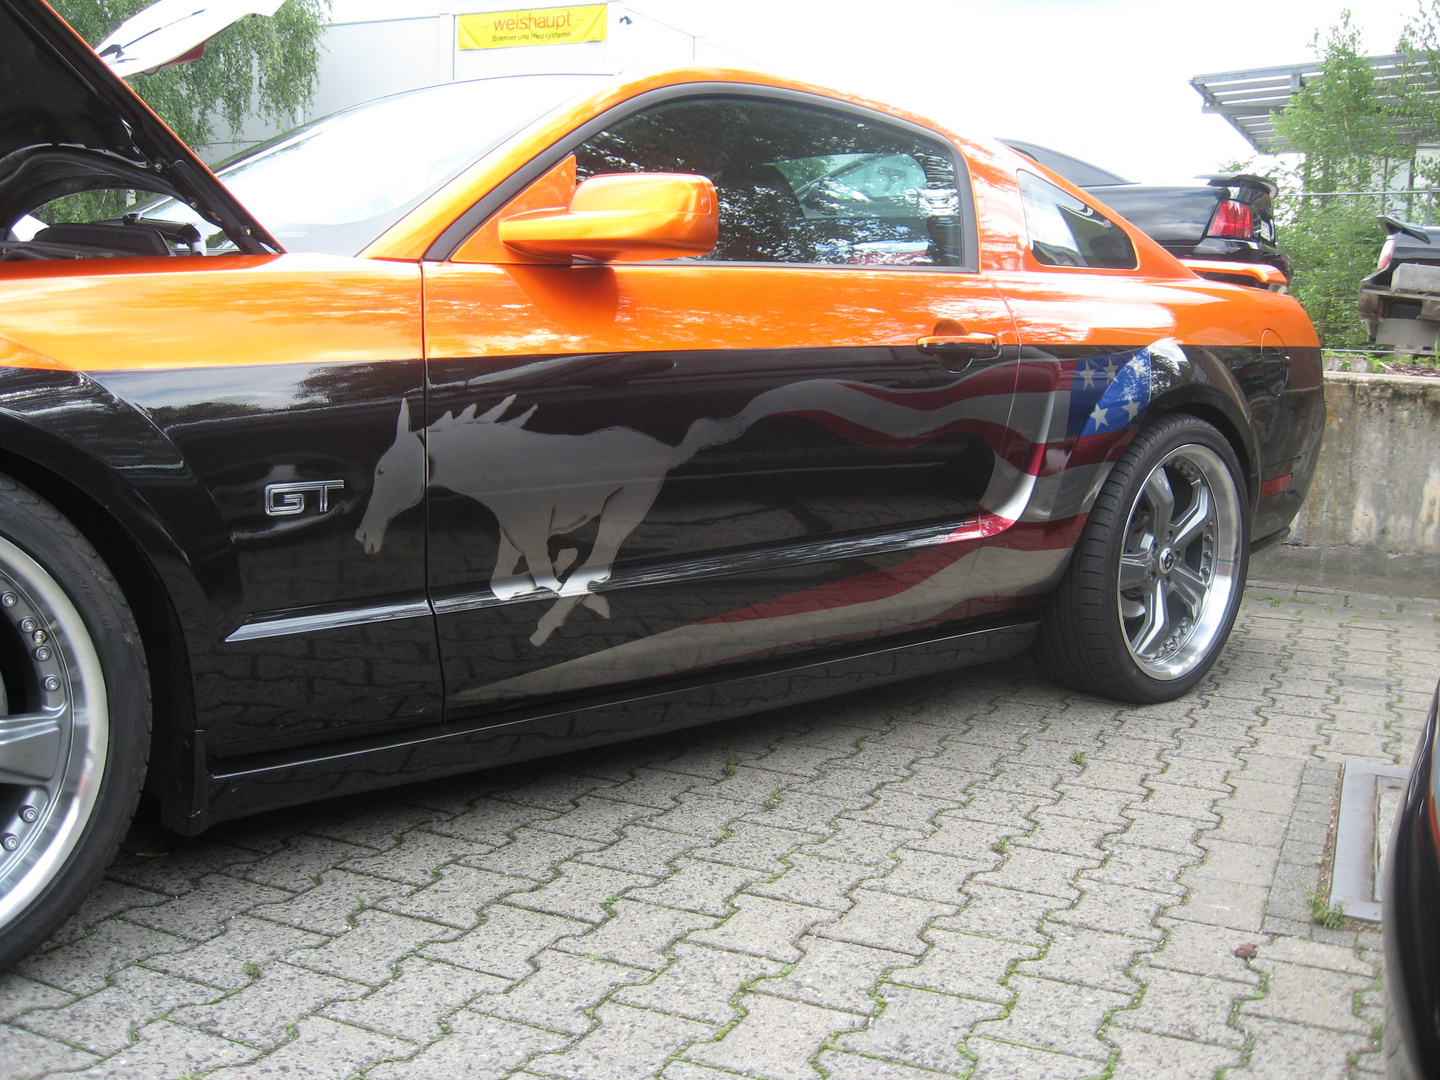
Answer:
[[355, 394, 750, 645], [352, 351, 1153, 647]]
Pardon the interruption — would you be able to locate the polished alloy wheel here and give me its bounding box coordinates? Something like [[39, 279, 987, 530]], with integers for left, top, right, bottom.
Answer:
[[1116, 443, 1243, 681], [0, 535, 108, 935]]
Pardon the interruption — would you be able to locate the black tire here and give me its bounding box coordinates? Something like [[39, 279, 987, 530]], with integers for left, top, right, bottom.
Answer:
[[1038, 414, 1249, 703], [0, 475, 150, 969]]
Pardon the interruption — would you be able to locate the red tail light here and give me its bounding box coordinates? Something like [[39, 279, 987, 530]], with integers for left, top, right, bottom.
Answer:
[[1209, 200, 1254, 239], [1377, 236, 1395, 272]]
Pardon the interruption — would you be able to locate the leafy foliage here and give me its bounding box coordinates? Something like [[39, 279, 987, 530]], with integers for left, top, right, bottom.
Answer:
[[50, 0, 329, 153], [1267, 9, 1436, 347]]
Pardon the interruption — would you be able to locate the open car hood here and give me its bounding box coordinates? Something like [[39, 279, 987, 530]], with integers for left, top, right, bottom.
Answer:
[[96, 0, 285, 78], [0, 0, 279, 252]]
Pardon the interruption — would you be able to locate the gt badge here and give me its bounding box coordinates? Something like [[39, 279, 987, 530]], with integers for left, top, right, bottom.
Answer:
[[264, 480, 344, 518]]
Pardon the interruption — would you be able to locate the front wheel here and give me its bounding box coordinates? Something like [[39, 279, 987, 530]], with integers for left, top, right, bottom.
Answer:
[[1038, 414, 1249, 703], [0, 477, 149, 969]]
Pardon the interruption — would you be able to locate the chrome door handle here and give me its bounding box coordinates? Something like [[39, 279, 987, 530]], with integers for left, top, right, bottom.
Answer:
[[916, 332, 1001, 360]]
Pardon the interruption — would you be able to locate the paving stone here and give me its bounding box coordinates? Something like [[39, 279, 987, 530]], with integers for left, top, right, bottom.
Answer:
[[1112, 965, 1251, 1046], [0, 973, 71, 1023], [597, 767, 718, 808], [813, 889, 954, 956], [971, 844, 1099, 900], [104, 843, 260, 896], [1107, 1026, 1242, 1080], [613, 943, 785, 1024], [491, 772, 618, 811], [230, 835, 376, 891], [368, 1010, 567, 1080], [460, 826, 608, 880], [474, 949, 646, 1035], [931, 884, 1061, 947], [907, 814, 1019, 861], [741, 790, 858, 836], [964, 1035, 1100, 1080], [890, 928, 1039, 1003], [286, 908, 455, 985], [645, 794, 749, 838], [422, 798, 562, 845], [307, 803, 447, 850], [504, 861, 656, 924], [15, 965, 220, 1055], [688, 894, 839, 963], [531, 1002, 716, 1080], [420, 904, 589, 979], [746, 853, 879, 910], [1084, 843, 1195, 898], [248, 868, 414, 935], [42, 882, 170, 946], [890, 764, 987, 803], [1015, 809, 1126, 858], [1240, 959, 1374, 1034], [170, 961, 368, 1049], [0, 1023, 100, 1077], [842, 788, 950, 831], [1181, 839, 1281, 887], [624, 858, 768, 917], [337, 830, 491, 886], [692, 821, 812, 873], [1148, 918, 1265, 985], [121, 873, 292, 942], [1168, 876, 1271, 933], [837, 983, 1003, 1073], [554, 897, 718, 970], [1206, 807, 1291, 849], [14, 920, 191, 995], [813, 1050, 962, 1080], [684, 992, 865, 1079], [1015, 924, 1152, 993], [146, 914, 324, 991], [321, 956, 505, 1042], [800, 819, 924, 868], [1227, 1015, 1375, 1080], [759, 936, 912, 1015], [374, 863, 530, 929], [864, 849, 983, 905], [1047, 880, 1168, 941], [576, 823, 714, 877], [974, 974, 1130, 1061], [200, 1015, 413, 1079]]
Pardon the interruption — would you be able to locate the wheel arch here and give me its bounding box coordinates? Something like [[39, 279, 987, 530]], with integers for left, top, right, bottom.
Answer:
[[1142, 378, 1260, 519]]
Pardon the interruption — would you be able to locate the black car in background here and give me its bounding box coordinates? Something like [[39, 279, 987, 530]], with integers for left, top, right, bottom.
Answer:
[[1001, 140, 1288, 287], [1385, 680, 1440, 1080], [1359, 217, 1440, 356]]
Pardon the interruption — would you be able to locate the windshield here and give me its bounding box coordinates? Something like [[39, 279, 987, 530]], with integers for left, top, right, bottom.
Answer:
[[138, 73, 611, 256]]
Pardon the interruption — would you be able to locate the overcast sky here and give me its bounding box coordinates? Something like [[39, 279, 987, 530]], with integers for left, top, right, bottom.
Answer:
[[331, 0, 1414, 182]]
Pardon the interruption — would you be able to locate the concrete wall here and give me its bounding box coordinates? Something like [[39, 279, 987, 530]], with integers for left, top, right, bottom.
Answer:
[[1253, 372, 1440, 597]]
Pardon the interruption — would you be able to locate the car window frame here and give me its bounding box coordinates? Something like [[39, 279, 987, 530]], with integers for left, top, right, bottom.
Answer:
[[1015, 168, 1138, 273], [426, 82, 981, 274]]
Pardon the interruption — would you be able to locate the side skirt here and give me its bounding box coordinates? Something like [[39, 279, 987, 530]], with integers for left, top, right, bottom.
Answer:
[[194, 617, 1039, 831]]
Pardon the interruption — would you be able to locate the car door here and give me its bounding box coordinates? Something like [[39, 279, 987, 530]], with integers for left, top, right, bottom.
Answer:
[[416, 89, 1022, 720]]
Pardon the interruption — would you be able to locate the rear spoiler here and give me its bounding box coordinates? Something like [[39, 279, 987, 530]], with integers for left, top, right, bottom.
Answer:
[[1197, 174, 1278, 200], [1181, 259, 1288, 290]]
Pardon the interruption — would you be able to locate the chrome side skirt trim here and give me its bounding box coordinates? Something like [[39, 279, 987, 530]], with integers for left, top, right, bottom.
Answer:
[[225, 597, 433, 643], [227, 515, 984, 642], [432, 515, 982, 617]]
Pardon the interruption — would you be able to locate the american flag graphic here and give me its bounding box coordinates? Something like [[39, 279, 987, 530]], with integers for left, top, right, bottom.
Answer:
[[462, 342, 1169, 703]]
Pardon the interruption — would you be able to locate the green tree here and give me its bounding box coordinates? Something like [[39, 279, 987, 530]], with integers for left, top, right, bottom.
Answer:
[[1269, 12, 1408, 348], [51, 0, 330, 154]]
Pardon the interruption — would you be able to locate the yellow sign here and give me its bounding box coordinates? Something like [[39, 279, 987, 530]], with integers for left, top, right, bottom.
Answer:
[[458, 5, 607, 50]]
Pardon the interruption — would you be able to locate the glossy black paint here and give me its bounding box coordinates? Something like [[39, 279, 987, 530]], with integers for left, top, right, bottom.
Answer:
[[427, 346, 999, 717], [205, 617, 1038, 824], [1384, 681, 1440, 1080]]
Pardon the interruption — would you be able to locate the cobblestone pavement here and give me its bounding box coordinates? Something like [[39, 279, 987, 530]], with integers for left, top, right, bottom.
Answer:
[[2, 582, 1438, 1080]]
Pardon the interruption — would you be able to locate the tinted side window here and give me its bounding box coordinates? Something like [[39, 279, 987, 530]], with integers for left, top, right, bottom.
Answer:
[[574, 97, 966, 266], [1018, 170, 1136, 269]]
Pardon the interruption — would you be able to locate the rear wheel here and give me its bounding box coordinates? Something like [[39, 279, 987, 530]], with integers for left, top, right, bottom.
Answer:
[[1039, 414, 1248, 702], [0, 476, 149, 969]]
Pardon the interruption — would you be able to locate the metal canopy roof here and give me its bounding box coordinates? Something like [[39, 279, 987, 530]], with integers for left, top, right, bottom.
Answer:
[[1191, 54, 1440, 154]]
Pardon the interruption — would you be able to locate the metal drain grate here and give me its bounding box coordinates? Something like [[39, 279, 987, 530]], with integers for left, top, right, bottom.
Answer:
[[1330, 760, 1410, 922]]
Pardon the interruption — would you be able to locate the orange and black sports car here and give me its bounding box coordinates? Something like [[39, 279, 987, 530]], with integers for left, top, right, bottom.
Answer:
[[0, 0, 1323, 965]]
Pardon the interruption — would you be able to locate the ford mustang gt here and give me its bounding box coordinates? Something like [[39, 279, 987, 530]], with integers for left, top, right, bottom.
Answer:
[[0, 0, 1323, 965]]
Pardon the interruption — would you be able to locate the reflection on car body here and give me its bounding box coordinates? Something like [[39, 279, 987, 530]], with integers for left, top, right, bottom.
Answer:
[[0, 0, 1323, 967]]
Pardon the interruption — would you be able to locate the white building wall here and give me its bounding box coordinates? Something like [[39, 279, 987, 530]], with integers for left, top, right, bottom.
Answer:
[[204, 3, 755, 162]]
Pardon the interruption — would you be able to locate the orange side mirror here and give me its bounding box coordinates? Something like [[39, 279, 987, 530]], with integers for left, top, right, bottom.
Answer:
[[498, 173, 718, 263]]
